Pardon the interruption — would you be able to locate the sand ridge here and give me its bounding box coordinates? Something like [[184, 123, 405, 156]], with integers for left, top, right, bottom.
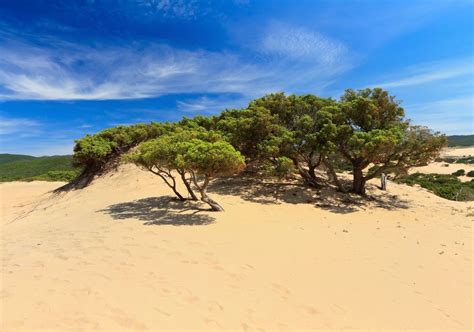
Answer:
[[1, 162, 473, 331]]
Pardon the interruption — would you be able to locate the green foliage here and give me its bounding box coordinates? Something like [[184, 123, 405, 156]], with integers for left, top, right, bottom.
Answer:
[[447, 135, 474, 147], [127, 128, 225, 171], [452, 169, 465, 176], [0, 155, 78, 182], [179, 139, 245, 177], [31, 170, 82, 182], [129, 129, 244, 177], [0, 154, 36, 164], [397, 173, 474, 201], [467, 171, 474, 177], [215, 107, 289, 160], [335, 88, 447, 193], [245, 93, 342, 188], [73, 122, 175, 170], [71, 87, 449, 198], [270, 156, 296, 178], [73, 135, 116, 167], [127, 128, 245, 210], [438, 156, 474, 164]]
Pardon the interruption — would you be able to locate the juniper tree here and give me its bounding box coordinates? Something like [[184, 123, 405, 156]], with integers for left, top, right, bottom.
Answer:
[[127, 129, 245, 210], [249, 93, 342, 189], [336, 88, 447, 194], [177, 139, 245, 211]]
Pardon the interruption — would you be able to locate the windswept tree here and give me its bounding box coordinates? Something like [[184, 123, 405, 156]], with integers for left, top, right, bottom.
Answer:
[[73, 122, 173, 175], [126, 134, 197, 201], [177, 139, 246, 211], [215, 106, 290, 163], [336, 88, 447, 194], [127, 128, 245, 211], [248, 93, 342, 188]]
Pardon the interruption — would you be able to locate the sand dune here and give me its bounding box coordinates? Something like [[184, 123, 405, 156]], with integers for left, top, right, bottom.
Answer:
[[1, 163, 473, 331]]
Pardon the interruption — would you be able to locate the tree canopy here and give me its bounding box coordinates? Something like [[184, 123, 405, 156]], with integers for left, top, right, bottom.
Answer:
[[73, 87, 447, 206], [127, 128, 245, 211]]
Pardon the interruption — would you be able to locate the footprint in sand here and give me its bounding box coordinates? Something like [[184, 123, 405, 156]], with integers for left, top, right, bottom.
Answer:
[[303, 305, 320, 315]]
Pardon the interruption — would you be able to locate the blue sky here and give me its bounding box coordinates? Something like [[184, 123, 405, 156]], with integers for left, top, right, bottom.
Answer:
[[0, 0, 473, 156]]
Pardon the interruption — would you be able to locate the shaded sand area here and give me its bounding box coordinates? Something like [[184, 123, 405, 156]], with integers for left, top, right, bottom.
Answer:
[[1, 164, 473, 331]]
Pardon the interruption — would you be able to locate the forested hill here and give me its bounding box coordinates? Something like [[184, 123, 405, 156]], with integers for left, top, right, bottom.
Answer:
[[0, 154, 79, 182], [0, 154, 37, 164], [447, 135, 474, 147]]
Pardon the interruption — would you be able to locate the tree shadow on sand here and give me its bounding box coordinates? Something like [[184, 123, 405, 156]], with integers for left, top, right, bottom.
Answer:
[[210, 176, 410, 214], [98, 196, 215, 226]]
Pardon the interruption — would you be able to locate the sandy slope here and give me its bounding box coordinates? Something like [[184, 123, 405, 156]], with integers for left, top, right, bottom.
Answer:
[[442, 147, 474, 158], [1, 164, 473, 331]]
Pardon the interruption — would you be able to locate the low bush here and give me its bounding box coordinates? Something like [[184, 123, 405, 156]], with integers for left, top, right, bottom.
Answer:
[[466, 170, 474, 177], [396, 173, 474, 201], [31, 170, 81, 182], [452, 169, 465, 176]]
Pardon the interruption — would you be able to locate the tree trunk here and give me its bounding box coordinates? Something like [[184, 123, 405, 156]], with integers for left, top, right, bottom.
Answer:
[[191, 173, 224, 211], [171, 186, 186, 201], [297, 166, 321, 188], [308, 164, 317, 180], [178, 170, 198, 200], [323, 159, 345, 192], [352, 167, 366, 195], [150, 168, 186, 201], [200, 190, 224, 211]]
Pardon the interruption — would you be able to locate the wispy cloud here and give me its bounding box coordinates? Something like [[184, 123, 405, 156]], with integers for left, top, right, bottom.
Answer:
[[136, 0, 200, 18], [405, 96, 474, 134], [177, 95, 248, 113], [376, 59, 474, 88], [0, 116, 40, 135], [0, 29, 351, 101], [260, 22, 347, 65]]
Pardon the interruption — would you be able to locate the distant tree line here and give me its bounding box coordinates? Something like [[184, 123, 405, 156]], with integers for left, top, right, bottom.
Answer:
[[72, 88, 447, 210]]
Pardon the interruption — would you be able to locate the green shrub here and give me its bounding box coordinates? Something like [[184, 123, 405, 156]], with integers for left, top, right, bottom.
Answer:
[[438, 157, 474, 164], [73, 135, 116, 168], [452, 169, 465, 176], [72, 123, 174, 171], [466, 170, 474, 177], [31, 170, 81, 182], [396, 173, 474, 201]]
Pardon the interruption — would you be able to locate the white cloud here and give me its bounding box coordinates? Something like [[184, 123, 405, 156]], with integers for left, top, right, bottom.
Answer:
[[0, 116, 40, 135], [260, 23, 347, 65], [0, 34, 351, 101], [177, 95, 248, 113], [406, 96, 473, 114], [376, 59, 474, 88], [136, 0, 199, 18], [405, 96, 474, 135]]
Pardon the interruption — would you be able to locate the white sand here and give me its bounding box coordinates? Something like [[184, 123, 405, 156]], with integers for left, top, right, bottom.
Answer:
[[409, 146, 474, 181], [1, 162, 473, 330], [442, 147, 474, 158]]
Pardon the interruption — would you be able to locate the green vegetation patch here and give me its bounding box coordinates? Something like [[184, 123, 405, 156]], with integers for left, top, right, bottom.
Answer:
[[452, 169, 465, 176], [0, 154, 80, 182], [396, 173, 474, 201], [438, 156, 474, 164]]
